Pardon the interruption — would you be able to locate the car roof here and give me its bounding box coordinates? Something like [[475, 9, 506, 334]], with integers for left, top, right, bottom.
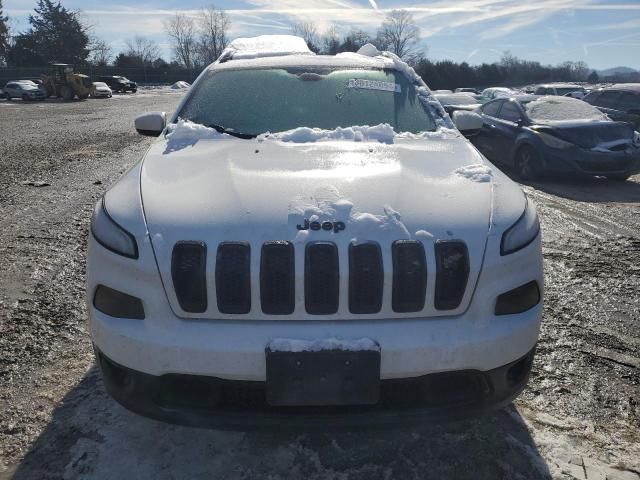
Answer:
[[537, 83, 583, 88], [607, 83, 640, 92]]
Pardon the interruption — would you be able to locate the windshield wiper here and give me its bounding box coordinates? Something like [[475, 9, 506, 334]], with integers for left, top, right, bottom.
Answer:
[[207, 124, 256, 140]]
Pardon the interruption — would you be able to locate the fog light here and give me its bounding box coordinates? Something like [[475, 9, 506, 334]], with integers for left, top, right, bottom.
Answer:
[[93, 285, 145, 319], [495, 281, 540, 315]]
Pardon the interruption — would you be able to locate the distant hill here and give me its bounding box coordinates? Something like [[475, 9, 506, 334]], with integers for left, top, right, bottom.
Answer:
[[598, 66, 638, 77]]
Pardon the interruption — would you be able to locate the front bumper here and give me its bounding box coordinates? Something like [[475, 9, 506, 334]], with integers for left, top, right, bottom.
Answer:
[[540, 144, 640, 176], [95, 345, 536, 431]]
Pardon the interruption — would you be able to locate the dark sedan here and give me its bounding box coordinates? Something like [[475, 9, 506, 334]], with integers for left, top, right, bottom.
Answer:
[[471, 95, 640, 181], [583, 84, 640, 130]]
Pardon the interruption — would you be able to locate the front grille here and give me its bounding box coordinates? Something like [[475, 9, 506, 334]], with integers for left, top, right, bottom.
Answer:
[[391, 241, 427, 313], [216, 242, 251, 314], [260, 241, 295, 315], [171, 239, 470, 316], [305, 242, 340, 315], [349, 242, 384, 314], [434, 241, 470, 310], [171, 242, 207, 313]]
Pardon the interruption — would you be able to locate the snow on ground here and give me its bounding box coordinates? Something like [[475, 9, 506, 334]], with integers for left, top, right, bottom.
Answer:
[[268, 338, 379, 352], [454, 164, 493, 182], [524, 96, 608, 123]]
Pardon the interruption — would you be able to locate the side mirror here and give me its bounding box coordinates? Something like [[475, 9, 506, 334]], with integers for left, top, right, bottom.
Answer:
[[452, 111, 483, 137], [135, 111, 167, 137]]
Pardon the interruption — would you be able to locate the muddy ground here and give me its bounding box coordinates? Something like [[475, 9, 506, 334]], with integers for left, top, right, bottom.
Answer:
[[0, 91, 638, 480]]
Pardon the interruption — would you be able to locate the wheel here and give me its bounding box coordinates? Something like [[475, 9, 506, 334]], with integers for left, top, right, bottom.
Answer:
[[515, 145, 544, 181], [131, 89, 137, 93], [78, 93, 89, 100], [606, 174, 631, 182], [61, 86, 74, 101], [5, 92, 11, 100], [22, 94, 29, 101]]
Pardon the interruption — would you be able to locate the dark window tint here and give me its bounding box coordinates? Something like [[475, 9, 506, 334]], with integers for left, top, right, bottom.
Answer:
[[482, 100, 502, 117], [596, 90, 623, 109], [498, 101, 522, 122], [618, 92, 640, 111]]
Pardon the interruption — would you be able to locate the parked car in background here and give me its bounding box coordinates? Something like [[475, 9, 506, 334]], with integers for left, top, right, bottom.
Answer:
[[481, 87, 516, 99], [98, 76, 137, 93], [434, 93, 484, 115], [472, 95, 640, 181], [92, 82, 113, 98], [3, 81, 46, 101], [583, 84, 640, 130], [455, 87, 479, 94], [534, 84, 586, 99]]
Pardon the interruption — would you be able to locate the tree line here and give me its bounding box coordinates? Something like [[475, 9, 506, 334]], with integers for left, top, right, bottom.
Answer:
[[0, 0, 606, 88]]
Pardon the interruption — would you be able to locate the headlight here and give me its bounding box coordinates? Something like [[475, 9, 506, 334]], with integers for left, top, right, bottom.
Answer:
[[501, 199, 540, 255], [90, 197, 138, 258], [536, 131, 574, 150]]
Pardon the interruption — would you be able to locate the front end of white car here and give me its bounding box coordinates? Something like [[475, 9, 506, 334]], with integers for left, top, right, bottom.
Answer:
[[86, 43, 543, 429]]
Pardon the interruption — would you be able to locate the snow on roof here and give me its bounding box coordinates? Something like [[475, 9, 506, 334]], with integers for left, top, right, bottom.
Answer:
[[524, 96, 608, 123], [219, 35, 314, 62]]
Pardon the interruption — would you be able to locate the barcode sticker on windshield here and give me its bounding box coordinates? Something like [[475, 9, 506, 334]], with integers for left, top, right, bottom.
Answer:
[[348, 79, 401, 93]]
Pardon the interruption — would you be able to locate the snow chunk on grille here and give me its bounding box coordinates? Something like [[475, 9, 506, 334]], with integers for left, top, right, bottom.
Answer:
[[220, 35, 313, 61], [268, 338, 380, 353], [262, 124, 396, 144], [454, 164, 493, 182], [524, 96, 608, 123]]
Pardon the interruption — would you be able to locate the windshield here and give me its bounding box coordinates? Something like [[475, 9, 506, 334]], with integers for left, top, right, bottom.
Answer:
[[178, 67, 436, 136], [435, 94, 478, 105], [94, 82, 108, 88], [521, 96, 608, 123], [556, 87, 584, 96]]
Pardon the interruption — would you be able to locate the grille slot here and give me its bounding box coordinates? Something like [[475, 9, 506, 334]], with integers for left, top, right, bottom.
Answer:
[[216, 242, 251, 314], [260, 241, 295, 315], [434, 240, 469, 310], [391, 241, 427, 313], [349, 242, 383, 314], [305, 242, 339, 315], [171, 242, 207, 313]]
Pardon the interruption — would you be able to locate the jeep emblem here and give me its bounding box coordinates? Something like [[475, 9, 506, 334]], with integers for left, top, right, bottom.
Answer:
[[296, 219, 346, 233]]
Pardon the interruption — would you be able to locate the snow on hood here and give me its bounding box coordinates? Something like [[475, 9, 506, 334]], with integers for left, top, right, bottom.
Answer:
[[219, 35, 314, 61], [525, 96, 608, 123], [454, 164, 493, 183], [260, 124, 396, 144], [164, 119, 228, 153]]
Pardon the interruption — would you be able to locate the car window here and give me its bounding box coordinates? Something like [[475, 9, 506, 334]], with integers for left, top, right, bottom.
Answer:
[[179, 67, 436, 136], [617, 92, 640, 112], [497, 101, 522, 122], [596, 90, 624, 109], [481, 100, 502, 117], [556, 87, 583, 96]]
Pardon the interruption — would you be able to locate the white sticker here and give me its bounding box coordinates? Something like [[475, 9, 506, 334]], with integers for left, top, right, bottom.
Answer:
[[348, 78, 401, 93]]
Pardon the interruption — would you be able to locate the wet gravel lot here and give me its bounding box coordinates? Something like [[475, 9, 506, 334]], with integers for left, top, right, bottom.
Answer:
[[0, 92, 638, 480]]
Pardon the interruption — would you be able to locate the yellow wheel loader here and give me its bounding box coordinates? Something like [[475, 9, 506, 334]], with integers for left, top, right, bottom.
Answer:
[[41, 64, 93, 100]]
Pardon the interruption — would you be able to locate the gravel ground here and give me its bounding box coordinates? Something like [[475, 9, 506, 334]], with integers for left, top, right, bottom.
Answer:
[[0, 92, 638, 480]]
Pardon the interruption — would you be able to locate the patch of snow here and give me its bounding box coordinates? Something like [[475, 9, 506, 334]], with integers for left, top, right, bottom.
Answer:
[[454, 164, 493, 182], [261, 124, 397, 144], [268, 337, 379, 353], [164, 119, 228, 153], [171, 81, 191, 89], [356, 43, 381, 57], [524, 96, 608, 123], [219, 35, 313, 61], [415, 229, 434, 239]]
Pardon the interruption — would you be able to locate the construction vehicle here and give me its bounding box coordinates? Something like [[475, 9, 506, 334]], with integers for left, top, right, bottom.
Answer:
[[41, 64, 93, 100]]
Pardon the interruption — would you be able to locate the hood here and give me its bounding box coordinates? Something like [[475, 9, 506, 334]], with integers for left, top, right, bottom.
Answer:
[[534, 121, 634, 150], [140, 134, 496, 319]]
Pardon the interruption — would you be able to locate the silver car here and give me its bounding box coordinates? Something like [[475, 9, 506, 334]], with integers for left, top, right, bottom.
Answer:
[[3, 81, 46, 101]]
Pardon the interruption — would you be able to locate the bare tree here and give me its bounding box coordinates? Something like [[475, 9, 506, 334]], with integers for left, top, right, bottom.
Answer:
[[320, 25, 340, 55], [88, 37, 113, 66], [291, 20, 319, 53], [165, 13, 196, 69], [376, 10, 422, 63], [125, 36, 160, 66], [197, 5, 229, 65]]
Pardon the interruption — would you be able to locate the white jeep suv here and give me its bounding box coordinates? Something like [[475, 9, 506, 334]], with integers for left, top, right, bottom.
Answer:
[[87, 36, 542, 429]]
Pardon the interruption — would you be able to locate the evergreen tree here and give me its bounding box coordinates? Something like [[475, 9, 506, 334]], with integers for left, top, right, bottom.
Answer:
[[8, 0, 89, 66], [0, 0, 8, 63]]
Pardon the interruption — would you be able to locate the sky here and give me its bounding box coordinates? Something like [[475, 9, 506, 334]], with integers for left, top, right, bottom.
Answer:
[[5, 0, 640, 70]]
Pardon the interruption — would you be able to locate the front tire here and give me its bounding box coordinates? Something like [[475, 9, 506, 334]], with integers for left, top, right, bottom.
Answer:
[[515, 145, 544, 181], [61, 87, 74, 101], [22, 94, 29, 101]]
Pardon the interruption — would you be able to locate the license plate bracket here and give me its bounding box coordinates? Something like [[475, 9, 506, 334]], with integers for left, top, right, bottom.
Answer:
[[266, 340, 381, 406]]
